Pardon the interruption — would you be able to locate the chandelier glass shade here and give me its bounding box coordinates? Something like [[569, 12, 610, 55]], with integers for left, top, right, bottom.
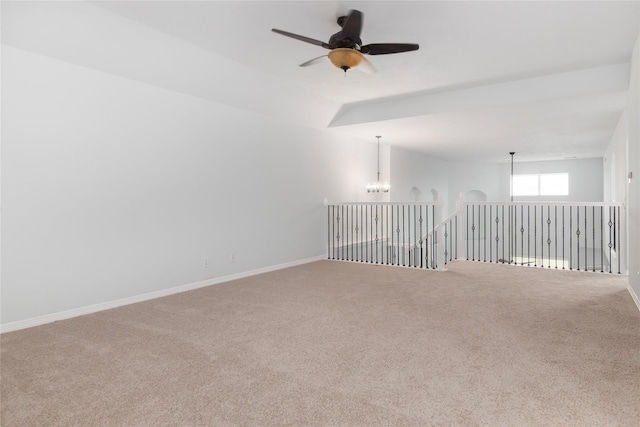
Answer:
[[366, 181, 390, 193], [366, 136, 390, 193]]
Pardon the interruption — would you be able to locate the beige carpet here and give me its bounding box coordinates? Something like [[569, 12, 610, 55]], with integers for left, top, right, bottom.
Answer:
[[1, 260, 639, 426]]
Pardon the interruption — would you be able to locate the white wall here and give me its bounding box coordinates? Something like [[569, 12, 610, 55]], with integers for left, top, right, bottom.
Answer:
[[604, 31, 640, 300], [604, 112, 628, 204], [448, 161, 506, 208], [510, 158, 604, 203], [1, 47, 375, 325], [389, 146, 450, 210], [387, 149, 604, 218], [626, 33, 640, 296]]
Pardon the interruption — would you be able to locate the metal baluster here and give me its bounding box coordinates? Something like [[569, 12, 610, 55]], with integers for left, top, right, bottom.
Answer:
[[401, 205, 405, 266], [346, 205, 350, 261], [385, 205, 389, 265], [484, 205, 487, 262], [592, 206, 595, 272], [489, 205, 493, 263], [600, 206, 604, 272], [364, 204, 367, 263], [433, 204, 437, 269], [332, 206, 336, 260], [358, 205, 361, 262], [370, 205, 374, 264], [608, 206, 613, 274], [358, 205, 363, 262], [494, 208, 500, 263], [408, 205, 412, 267], [455, 215, 458, 261], [411, 204, 422, 267], [507, 206, 513, 264], [339, 205, 342, 260], [350, 204, 354, 262], [471, 205, 476, 261], [512, 204, 516, 265], [477, 204, 481, 262], [350, 205, 354, 261], [360, 205, 363, 262], [407, 205, 416, 267], [584, 206, 587, 271], [534, 206, 537, 267], [553, 205, 558, 270], [336, 207, 341, 260], [388, 205, 392, 265], [380, 204, 384, 265], [327, 205, 331, 260], [349, 205, 356, 261], [426, 206, 430, 268], [375, 205, 379, 264], [407, 205, 412, 267], [569, 206, 573, 270], [617, 206, 621, 274], [466, 205, 470, 262], [555, 206, 558, 269], [444, 219, 453, 265], [390, 205, 394, 265], [501, 205, 505, 263], [397, 205, 401, 266], [540, 205, 544, 268], [527, 206, 531, 266], [547, 205, 552, 268], [355, 205, 359, 262], [369, 204, 372, 264], [576, 207, 580, 271], [343, 205, 347, 261], [520, 205, 524, 265], [353, 205, 357, 262], [444, 222, 448, 264], [410, 204, 414, 267], [419, 205, 423, 268], [369, 204, 372, 263], [508, 204, 512, 264], [562, 206, 565, 270]]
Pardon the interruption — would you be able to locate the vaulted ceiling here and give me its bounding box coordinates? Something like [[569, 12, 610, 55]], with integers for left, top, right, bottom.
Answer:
[[3, 1, 639, 163]]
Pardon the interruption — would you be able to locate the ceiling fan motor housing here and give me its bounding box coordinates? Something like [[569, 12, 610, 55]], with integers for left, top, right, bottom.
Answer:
[[329, 31, 361, 49]]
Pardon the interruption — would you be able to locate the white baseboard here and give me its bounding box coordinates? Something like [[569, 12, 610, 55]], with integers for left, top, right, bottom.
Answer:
[[628, 284, 640, 313], [0, 255, 325, 334]]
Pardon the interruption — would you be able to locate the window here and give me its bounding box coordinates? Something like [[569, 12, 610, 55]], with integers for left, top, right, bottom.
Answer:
[[513, 173, 568, 196]]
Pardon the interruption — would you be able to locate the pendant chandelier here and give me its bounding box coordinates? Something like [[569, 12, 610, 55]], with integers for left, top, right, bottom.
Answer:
[[366, 136, 390, 193]]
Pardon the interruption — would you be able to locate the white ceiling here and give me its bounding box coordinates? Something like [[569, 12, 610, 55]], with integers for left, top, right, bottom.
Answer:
[[3, 1, 639, 163]]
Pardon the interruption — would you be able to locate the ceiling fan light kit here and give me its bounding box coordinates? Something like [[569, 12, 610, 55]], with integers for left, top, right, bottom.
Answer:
[[272, 9, 419, 74], [328, 48, 364, 72]]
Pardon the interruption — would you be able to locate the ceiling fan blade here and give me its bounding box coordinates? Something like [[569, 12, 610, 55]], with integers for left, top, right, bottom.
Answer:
[[358, 56, 376, 74], [341, 10, 363, 41], [361, 43, 419, 55], [271, 29, 331, 49], [299, 56, 328, 67]]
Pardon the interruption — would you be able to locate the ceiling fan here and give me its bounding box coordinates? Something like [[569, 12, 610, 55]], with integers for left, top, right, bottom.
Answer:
[[272, 9, 419, 73]]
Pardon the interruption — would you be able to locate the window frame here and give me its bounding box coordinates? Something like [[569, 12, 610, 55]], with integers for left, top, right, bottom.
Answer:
[[512, 173, 569, 197]]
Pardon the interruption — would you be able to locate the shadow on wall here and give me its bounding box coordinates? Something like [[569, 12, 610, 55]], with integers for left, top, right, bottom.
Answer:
[[410, 186, 422, 201], [464, 190, 487, 202], [410, 187, 440, 202]]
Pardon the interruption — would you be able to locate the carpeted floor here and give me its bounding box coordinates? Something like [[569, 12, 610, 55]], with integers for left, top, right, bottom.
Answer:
[[1, 260, 639, 426]]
